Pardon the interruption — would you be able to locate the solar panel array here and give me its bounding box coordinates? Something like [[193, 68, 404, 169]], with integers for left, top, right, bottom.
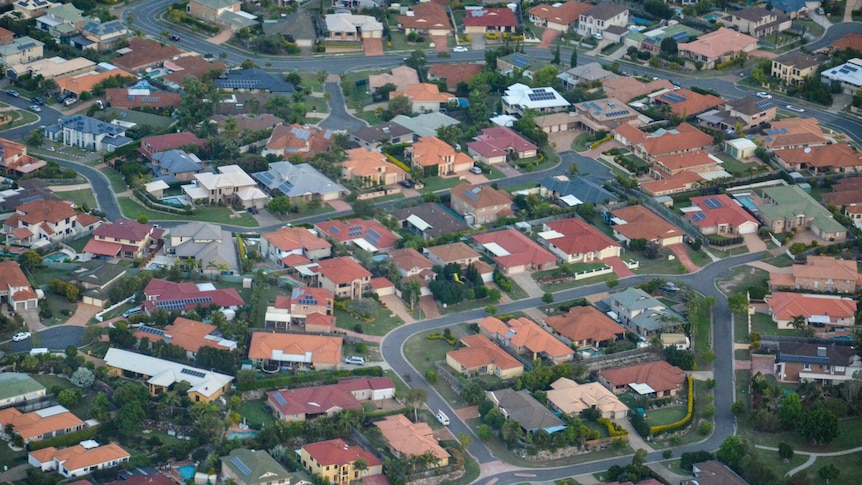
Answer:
[[272, 393, 288, 406], [138, 326, 165, 337], [365, 228, 382, 246], [20, 195, 44, 204], [756, 99, 775, 111], [220, 79, 262, 89], [255, 171, 275, 185], [512, 54, 530, 69], [703, 197, 722, 209], [298, 295, 318, 305], [527, 88, 558, 102], [671, 32, 690, 42], [156, 296, 212, 311], [231, 457, 252, 476], [838, 65, 859, 74], [766, 127, 789, 135], [691, 212, 706, 222], [462, 188, 479, 200], [348, 225, 363, 238], [604, 110, 631, 118], [328, 224, 340, 234], [660, 92, 686, 103], [180, 368, 206, 378]]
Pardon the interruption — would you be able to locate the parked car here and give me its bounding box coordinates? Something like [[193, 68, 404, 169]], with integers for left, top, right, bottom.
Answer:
[[452, 46, 468, 53], [29, 105, 41, 112], [122, 307, 143, 318], [31, 96, 45, 105], [756, 92, 772, 99], [12, 331, 31, 341], [64, 96, 77, 106], [170, 35, 180, 41], [248, 206, 258, 214], [592, 32, 603, 40], [344, 356, 365, 365], [399, 180, 413, 188], [469, 166, 483, 174], [6, 89, 19, 97]]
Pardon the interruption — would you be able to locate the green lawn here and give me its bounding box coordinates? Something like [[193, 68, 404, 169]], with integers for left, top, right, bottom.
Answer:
[[686, 246, 712, 267], [67, 237, 90, 253], [101, 167, 128, 192], [645, 405, 688, 426], [0, 437, 26, 469], [304, 96, 330, 115], [0, 108, 39, 132], [765, 254, 794, 267], [238, 399, 277, 428], [540, 272, 619, 293], [502, 181, 540, 193], [740, 416, 862, 454], [629, 251, 687, 275], [335, 301, 403, 336], [97, 108, 174, 130], [750, 312, 806, 338], [420, 176, 462, 193], [41, 293, 77, 327], [803, 451, 862, 484], [341, 69, 389, 109], [297, 71, 325, 92], [355, 109, 383, 125], [716, 152, 761, 177], [690, 296, 713, 367], [32, 374, 74, 391], [486, 165, 507, 180], [117, 198, 259, 227], [251, 284, 282, 326], [571, 133, 592, 152], [57, 189, 97, 210], [755, 448, 809, 480], [383, 370, 410, 397], [403, 330, 462, 404]]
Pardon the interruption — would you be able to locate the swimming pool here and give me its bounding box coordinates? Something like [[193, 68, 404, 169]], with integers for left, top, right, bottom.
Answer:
[[44, 252, 71, 263], [160, 196, 189, 208], [178, 466, 195, 480], [735, 195, 759, 212], [227, 430, 258, 440], [704, 12, 724, 20], [631, 16, 652, 25]]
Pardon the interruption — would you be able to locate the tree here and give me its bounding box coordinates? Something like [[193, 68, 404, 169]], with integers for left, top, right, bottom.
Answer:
[[551, 44, 561, 65], [477, 424, 493, 441], [70, 367, 95, 388], [633, 448, 648, 466], [19, 250, 42, 272], [778, 442, 794, 462], [780, 392, 803, 430], [570, 48, 577, 68], [90, 392, 110, 422], [460, 382, 485, 405], [790, 314, 807, 332], [402, 387, 428, 422], [458, 432, 471, 451], [353, 458, 368, 478], [728, 293, 749, 315], [117, 401, 146, 436], [58, 388, 82, 407], [501, 418, 523, 445], [268, 196, 291, 214], [26, 130, 44, 147], [731, 400, 746, 417], [799, 408, 839, 445], [717, 435, 749, 470], [660, 37, 678, 55], [542, 292, 554, 304], [818, 464, 840, 484]]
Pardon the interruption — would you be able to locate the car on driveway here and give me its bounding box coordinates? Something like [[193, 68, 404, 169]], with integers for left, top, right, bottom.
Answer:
[[453, 46, 468, 53], [756, 92, 772, 99], [470, 166, 483, 174], [786, 105, 805, 112], [344, 356, 365, 365], [6, 89, 19, 97], [12, 331, 31, 341]]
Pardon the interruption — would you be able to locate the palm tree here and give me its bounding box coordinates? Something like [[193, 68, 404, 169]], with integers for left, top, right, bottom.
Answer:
[[790, 315, 807, 332], [159, 391, 181, 417], [352, 458, 368, 481]]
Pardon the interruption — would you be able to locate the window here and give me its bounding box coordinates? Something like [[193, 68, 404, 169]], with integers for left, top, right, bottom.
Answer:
[[802, 363, 812, 371]]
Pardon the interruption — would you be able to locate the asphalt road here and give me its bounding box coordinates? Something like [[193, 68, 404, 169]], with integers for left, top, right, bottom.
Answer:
[[318, 82, 367, 131], [0, 91, 63, 139], [7, 326, 85, 354]]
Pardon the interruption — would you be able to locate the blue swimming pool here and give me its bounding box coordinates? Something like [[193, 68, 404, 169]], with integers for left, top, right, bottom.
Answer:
[[704, 12, 725, 21], [735, 195, 759, 212], [631, 16, 652, 25], [178, 466, 195, 480], [227, 430, 258, 440], [44, 252, 70, 262], [160, 196, 189, 208]]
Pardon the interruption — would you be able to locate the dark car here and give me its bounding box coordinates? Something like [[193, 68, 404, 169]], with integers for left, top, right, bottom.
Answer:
[[6, 89, 19, 97], [170, 35, 180, 41], [31, 96, 45, 105], [248, 206, 258, 214], [399, 180, 413, 188]]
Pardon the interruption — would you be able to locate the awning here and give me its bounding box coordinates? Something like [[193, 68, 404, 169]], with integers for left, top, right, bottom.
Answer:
[[406, 214, 431, 231], [481, 242, 511, 257], [629, 382, 656, 395]]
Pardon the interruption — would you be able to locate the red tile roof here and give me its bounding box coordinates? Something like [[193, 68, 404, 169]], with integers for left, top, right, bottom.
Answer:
[[614, 122, 713, 157], [653, 88, 725, 117], [427, 63, 483, 90], [599, 360, 685, 394], [479, 315, 572, 360], [447, 334, 523, 371], [316, 257, 372, 285], [106, 88, 182, 109], [528, 1, 591, 26], [473, 229, 556, 270], [545, 306, 625, 344], [141, 132, 207, 155], [0, 260, 33, 289], [468, 126, 537, 157], [141, 278, 245, 312], [82, 239, 121, 257], [267, 386, 363, 418], [249, 332, 343, 365], [315, 218, 398, 250], [543, 218, 620, 256], [688, 194, 759, 231], [113, 38, 182, 71], [93, 218, 161, 243], [610, 205, 684, 242], [776, 143, 862, 170], [163, 56, 226, 85], [767, 291, 857, 322], [302, 439, 381, 467], [14, 199, 76, 225], [462, 7, 517, 28], [397, 2, 451, 31], [832, 33, 862, 52]]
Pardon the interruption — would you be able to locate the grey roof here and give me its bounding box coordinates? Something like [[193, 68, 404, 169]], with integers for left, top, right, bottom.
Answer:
[[252, 162, 346, 199], [726, 96, 775, 116], [83, 19, 127, 36], [68, 260, 126, 289], [774, 51, 829, 70], [60, 114, 125, 136], [732, 6, 774, 22], [488, 388, 566, 433], [683, 461, 749, 485], [193, 0, 239, 9], [560, 62, 617, 82], [391, 203, 470, 239], [768, 0, 806, 12], [218, 10, 259, 29], [391, 112, 460, 138], [776, 340, 856, 366], [540, 176, 619, 205], [583, 3, 627, 20], [214, 68, 294, 94], [609, 287, 664, 311], [351, 122, 414, 144], [609, 287, 682, 332], [0, 372, 45, 401], [221, 449, 292, 485], [102, 135, 133, 148], [171, 226, 239, 274], [170, 221, 223, 240], [0, 37, 44, 57], [152, 150, 204, 175]]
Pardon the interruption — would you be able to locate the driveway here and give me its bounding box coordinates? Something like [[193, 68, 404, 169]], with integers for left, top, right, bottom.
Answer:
[[380, 294, 415, 324], [65, 303, 100, 326], [7, 326, 85, 354], [742, 233, 767, 253], [510, 272, 544, 298]]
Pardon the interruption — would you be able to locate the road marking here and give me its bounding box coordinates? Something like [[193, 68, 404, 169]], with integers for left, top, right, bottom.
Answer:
[[514, 473, 536, 477]]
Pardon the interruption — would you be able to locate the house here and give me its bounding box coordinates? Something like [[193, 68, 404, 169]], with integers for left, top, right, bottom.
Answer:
[[686, 194, 759, 236], [183, 165, 269, 210], [187, 0, 257, 31], [3, 199, 101, 248], [540, 175, 619, 207], [0, 179, 60, 212], [613, 122, 712, 163], [67, 261, 125, 307], [577, 3, 629, 39], [261, 227, 332, 266], [682, 460, 749, 485], [316, 257, 372, 300], [391, 112, 459, 138], [211, 113, 284, 131], [396, 2, 451, 37], [446, 334, 524, 379], [46, 114, 131, 152], [164, 222, 239, 275], [36, 3, 85, 40], [772, 339, 861, 385], [528, 1, 591, 32], [350, 122, 414, 151], [263, 124, 333, 159], [602, 77, 674, 104], [248, 332, 343, 370], [112, 38, 182, 72], [8, 57, 97, 83], [427, 63, 483, 91], [221, 449, 292, 485], [390, 83, 454, 113], [324, 13, 383, 42], [388, 248, 434, 280], [462, 7, 517, 34], [264, 287, 334, 331], [608, 205, 685, 247], [845, 205, 862, 230], [650, 88, 725, 117], [141, 132, 208, 160], [544, 306, 625, 350], [0, 405, 84, 443], [140, 278, 244, 314], [697, 96, 776, 131], [650, 150, 722, 178], [214, 68, 294, 94], [630, 24, 699, 54], [607, 287, 684, 336], [342, 147, 409, 187], [300, 439, 382, 485], [135, 317, 237, 359], [678, 28, 758, 70], [15, 0, 57, 19], [502, 83, 570, 115], [407, 136, 473, 174], [760, 117, 829, 151], [767, 292, 857, 331], [479, 315, 573, 364], [769, 255, 862, 294], [467, 126, 538, 164], [29, 443, 130, 478], [497, 53, 551, 79], [83, 218, 164, 261], [451, 183, 514, 225], [0, 373, 46, 408], [573, 97, 642, 134], [424, 242, 481, 268], [252, 162, 347, 203], [771, 51, 828, 86], [472, 229, 557, 275], [105, 84, 182, 110], [0, 261, 40, 311], [163, 55, 227, 87], [726, 7, 791, 38], [368, 66, 419, 92], [74, 19, 129, 50], [821, 58, 862, 95], [598, 360, 686, 397], [391, 203, 470, 240], [376, 414, 450, 467], [534, 112, 580, 134], [315, 218, 398, 252], [640, 171, 708, 197], [485, 388, 566, 434], [149, 150, 205, 183], [756, 185, 846, 241], [546, 378, 628, 419], [538, 218, 621, 264], [822, 178, 862, 208], [775, 143, 862, 174], [267, 377, 394, 421]]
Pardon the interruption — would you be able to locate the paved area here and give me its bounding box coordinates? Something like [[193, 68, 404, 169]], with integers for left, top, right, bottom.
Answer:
[[667, 244, 698, 272], [380, 294, 415, 324], [845, 0, 859, 22], [48, 183, 92, 192], [431, 35, 449, 53], [342, 329, 384, 343], [616, 417, 653, 452], [0, 463, 27, 482], [207, 29, 232, 45], [510, 272, 544, 298], [548, 129, 582, 153], [539, 29, 560, 48], [734, 359, 752, 370], [745, 260, 790, 274], [327, 199, 352, 212], [65, 303, 100, 326], [604, 256, 635, 278], [419, 295, 441, 319], [363, 38, 384, 56], [742, 233, 767, 253]]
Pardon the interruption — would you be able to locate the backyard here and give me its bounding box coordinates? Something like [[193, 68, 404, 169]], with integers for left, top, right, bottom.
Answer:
[[334, 300, 403, 336], [117, 198, 258, 227], [238, 399, 277, 428], [57, 188, 97, 210]]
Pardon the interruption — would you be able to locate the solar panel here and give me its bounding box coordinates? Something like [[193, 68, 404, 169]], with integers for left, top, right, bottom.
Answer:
[[231, 457, 252, 476], [605, 110, 630, 118], [661, 92, 686, 103], [180, 368, 206, 378], [512, 54, 530, 69], [367, 228, 381, 240], [671, 32, 690, 42], [756, 100, 774, 111], [139, 326, 165, 337], [463, 188, 478, 200], [528, 90, 558, 102], [328, 225, 340, 234], [272, 393, 287, 406], [691, 212, 706, 222], [703, 197, 722, 209]]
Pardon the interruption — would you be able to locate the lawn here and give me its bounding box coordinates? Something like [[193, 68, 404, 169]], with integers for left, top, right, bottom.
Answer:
[[754, 448, 809, 480], [67, 237, 90, 253], [803, 451, 862, 484], [750, 311, 806, 338], [540, 272, 619, 293], [0, 108, 39, 132], [502, 181, 540, 193], [341, 69, 389, 109], [304, 96, 330, 115], [30, 266, 72, 287], [765, 254, 794, 267], [251, 284, 282, 326], [686, 246, 712, 267], [645, 405, 688, 426], [383, 370, 410, 397], [96, 108, 174, 130], [571, 133, 592, 152], [715, 152, 761, 177], [420, 176, 462, 193], [118, 198, 259, 227], [100, 167, 128, 193], [58, 189, 97, 210], [718, 266, 769, 298], [335, 301, 403, 336], [297, 71, 325, 92], [486, 165, 507, 180], [355, 109, 383, 125], [238, 399, 277, 428], [740, 416, 862, 454], [0, 438, 26, 470], [689, 295, 713, 367], [32, 374, 74, 391], [403, 329, 462, 404], [41, 293, 77, 327], [630, 251, 687, 275]]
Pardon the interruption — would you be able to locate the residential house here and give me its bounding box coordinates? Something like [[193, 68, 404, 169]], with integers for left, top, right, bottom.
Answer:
[[822, 178, 862, 208], [67, 260, 125, 307], [135, 317, 237, 359], [267, 377, 394, 421], [608, 205, 685, 247], [0, 405, 83, 443], [252, 162, 347, 203], [630, 24, 699, 54], [650, 150, 722, 178], [162, 55, 227, 87], [220, 449, 292, 485], [725, 138, 758, 160], [396, 3, 451, 37], [771, 51, 828, 86], [760, 117, 829, 151], [316, 257, 372, 300], [496, 53, 550, 79], [446, 334, 524, 379], [407, 136, 473, 174], [686, 194, 759, 236], [0, 28, 12, 46], [726, 7, 791, 38], [775, 143, 862, 174], [75, 19, 129, 50], [9, 57, 97, 83], [0, 373, 46, 408], [845, 205, 862, 230], [467, 126, 538, 164], [546, 378, 628, 419], [772, 340, 861, 384], [767, 292, 857, 331], [821, 58, 862, 94], [756, 185, 846, 241], [529, 1, 591, 32], [324, 13, 383, 42], [36, 4, 85, 41], [678, 28, 758, 70], [105, 84, 182, 110], [769, 255, 862, 294], [682, 460, 749, 485], [213, 68, 294, 94], [376, 414, 450, 467], [427, 63, 483, 91], [15, 0, 57, 19], [3, 199, 101, 248], [577, 3, 628, 38], [602, 77, 674, 103], [187, 0, 257, 31], [260, 226, 332, 266], [502, 83, 570, 115], [390, 83, 454, 113], [46, 114, 131, 152], [450, 182, 514, 225], [141, 132, 208, 160], [264, 287, 334, 332], [388, 247, 435, 280], [248, 332, 343, 370], [462, 7, 517, 34], [140, 278, 244, 315], [349, 122, 414, 151], [112, 38, 182, 72], [479, 315, 574, 364], [164, 222, 239, 275], [96, 347, 216, 404], [485, 388, 566, 434], [342, 147, 408, 187], [368, 66, 419, 92], [263, 124, 334, 159], [650, 88, 725, 117], [697, 96, 777, 131], [29, 444, 130, 478], [391, 203, 470, 241], [539, 175, 619, 207], [544, 306, 625, 350], [472, 229, 557, 275], [538, 218, 621, 264], [315, 218, 398, 252], [391, 112, 459, 138], [0, 137, 47, 178], [424, 241, 481, 268], [300, 439, 382, 485], [83, 218, 164, 261], [183, 165, 269, 210], [640, 171, 708, 197], [149, 149, 205, 183], [573, 97, 642, 134], [534, 112, 580, 134], [607, 287, 685, 336], [598, 360, 686, 397], [613, 122, 713, 163]]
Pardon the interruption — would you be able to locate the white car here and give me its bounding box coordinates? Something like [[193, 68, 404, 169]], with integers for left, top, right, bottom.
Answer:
[[12, 331, 31, 342], [470, 166, 483, 174], [756, 92, 772, 99], [786, 105, 805, 113], [592, 32, 603, 40], [344, 356, 365, 365], [452, 46, 468, 53]]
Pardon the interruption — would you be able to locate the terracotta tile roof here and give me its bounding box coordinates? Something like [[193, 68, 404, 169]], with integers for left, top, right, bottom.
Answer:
[[141, 278, 245, 312], [273, 287, 333, 310], [462, 7, 516, 27], [603, 77, 674, 103], [447, 334, 523, 372], [266, 124, 334, 155], [302, 439, 381, 467], [451, 182, 513, 210], [343, 147, 407, 178], [467, 126, 537, 157], [316, 257, 372, 285], [388, 247, 433, 272], [397, 2, 451, 31], [368, 65, 419, 91], [280, 253, 310, 267], [543, 217, 620, 256], [614, 122, 712, 157], [640, 171, 705, 196], [0, 260, 32, 289], [767, 291, 857, 321], [832, 33, 862, 52], [52, 443, 129, 472], [0, 406, 84, 441], [409, 136, 473, 168], [688, 194, 759, 231], [545, 306, 625, 344], [653, 88, 725, 116], [791, 256, 862, 283], [82, 239, 121, 257], [267, 386, 363, 417], [528, 1, 591, 26], [163, 56, 226, 85], [479, 316, 572, 359], [93, 218, 159, 243], [599, 360, 685, 394], [106, 88, 182, 109], [369, 276, 395, 290], [15, 199, 76, 225], [546, 378, 628, 416], [760, 117, 828, 150], [776, 143, 862, 170], [472, 229, 556, 270], [29, 447, 57, 464], [141, 132, 207, 155], [423, 242, 480, 264], [610, 205, 684, 242], [427, 63, 483, 89], [249, 332, 343, 365], [315, 218, 398, 250], [654, 150, 719, 172], [679, 27, 757, 60], [113, 38, 182, 71], [262, 226, 332, 253], [392, 83, 454, 104], [212, 113, 284, 132], [135, 317, 232, 353], [822, 178, 862, 206], [375, 414, 451, 460], [56, 69, 134, 95]]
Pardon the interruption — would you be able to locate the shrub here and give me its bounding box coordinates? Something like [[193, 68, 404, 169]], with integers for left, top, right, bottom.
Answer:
[[237, 367, 383, 391], [597, 417, 628, 437], [590, 134, 613, 149], [650, 375, 694, 435]]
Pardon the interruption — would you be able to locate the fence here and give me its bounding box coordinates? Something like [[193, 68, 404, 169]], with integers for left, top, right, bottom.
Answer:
[[435, 360, 463, 394], [579, 347, 660, 371], [94, 295, 136, 322]]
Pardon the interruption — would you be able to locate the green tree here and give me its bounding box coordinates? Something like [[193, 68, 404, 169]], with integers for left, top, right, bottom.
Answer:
[[57, 388, 82, 407], [19, 250, 42, 272], [477, 424, 493, 441], [799, 408, 839, 445], [731, 400, 746, 416], [542, 292, 554, 304], [90, 392, 111, 422], [780, 392, 803, 430], [661, 37, 678, 55], [728, 293, 749, 315], [778, 442, 794, 462], [402, 387, 428, 422], [818, 464, 840, 484], [117, 402, 146, 436], [457, 432, 471, 451], [570, 48, 577, 68], [268, 196, 291, 214], [551, 44, 561, 65], [501, 418, 523, 445], [717, 435, 748, 470]]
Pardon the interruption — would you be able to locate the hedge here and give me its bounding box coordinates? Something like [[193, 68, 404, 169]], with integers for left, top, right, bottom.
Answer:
[[29, 426, 99, 451], [650, 375, 694, 435], [334, 300, 374, 322], [590, 135, 613, 149], [367, 407, 411, 421], [427, 332, 456, 346], [597, 417, 628, 437], [384, 154, 412, 174], [238, 366, 384, 391]]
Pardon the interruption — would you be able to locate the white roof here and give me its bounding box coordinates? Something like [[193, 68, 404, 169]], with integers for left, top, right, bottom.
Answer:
[[481, 242, 511, 257], [183, 183, 209, 200], [559, 194, 582, 206], [821, 59, 862, 88], [503, 83, 570, 110], [35, 405, 72, 418], [490, 114, 517, 127], [324, 13, 383, 33], [538, 229, 564, 240], [629, 382, 656, 395], [726, 137, 757, 149], [406, 214, 431, 231], [697, 169, 733, 181], [352, 238, 377, 252], [145, 180, 169, 194], [104, 348, 233, 398]]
